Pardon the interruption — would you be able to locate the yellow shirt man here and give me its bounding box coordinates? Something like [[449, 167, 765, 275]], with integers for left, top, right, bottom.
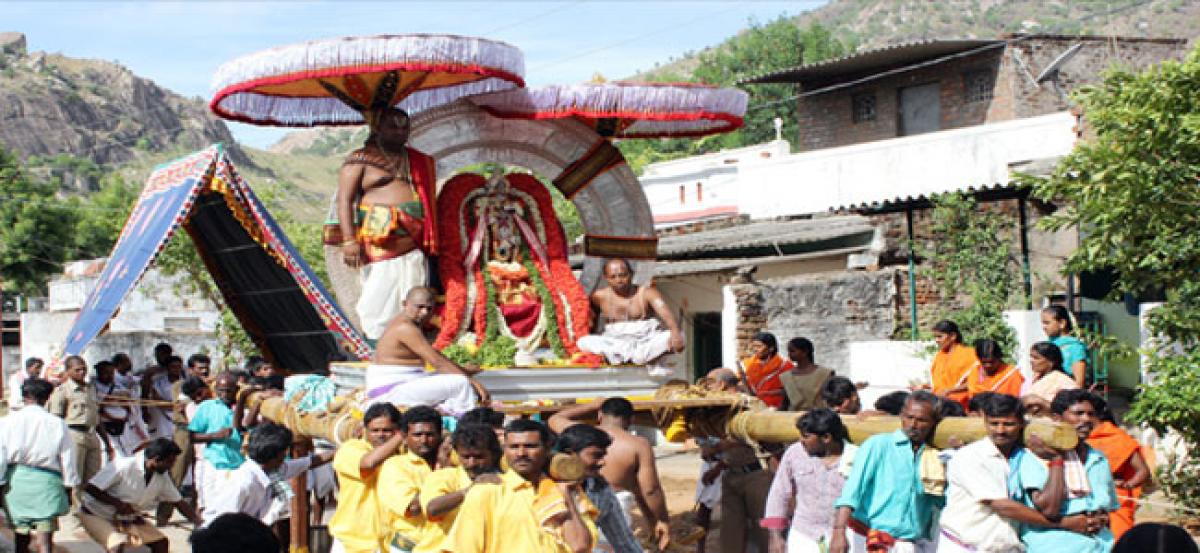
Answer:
[[415, 466, 473, 553], [444, 470, 598, 553], [328, 439, 392, 553], [379, 450, 434, 549]]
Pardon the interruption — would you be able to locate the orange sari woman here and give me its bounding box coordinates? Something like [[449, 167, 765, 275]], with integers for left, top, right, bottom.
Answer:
[[1087, 419, 1152, 539], [965, 339, 1024, 401], [929, 320, 976, 408], [741, 332, 792, 409]]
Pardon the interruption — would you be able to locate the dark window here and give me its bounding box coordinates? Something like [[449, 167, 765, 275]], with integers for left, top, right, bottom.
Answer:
[[964, 70, 995, 103], [852, 92, 876, 123]]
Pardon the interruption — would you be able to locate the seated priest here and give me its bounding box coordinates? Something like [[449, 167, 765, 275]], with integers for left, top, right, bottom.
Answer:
[[367, 287, 487, 416], [578, 259, 685, 374]]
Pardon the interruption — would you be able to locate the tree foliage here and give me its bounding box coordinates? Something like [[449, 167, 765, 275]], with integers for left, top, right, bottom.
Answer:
[[619, 19, 854, 174], [918, 192, 1022, 355], [1020, 46, 1200, 507], [0, 147, 78, 295]]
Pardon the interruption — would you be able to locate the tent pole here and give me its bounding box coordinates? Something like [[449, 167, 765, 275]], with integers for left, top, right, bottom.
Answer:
[[1018, 196, 1034, 309], [906, 208, 919, 341]]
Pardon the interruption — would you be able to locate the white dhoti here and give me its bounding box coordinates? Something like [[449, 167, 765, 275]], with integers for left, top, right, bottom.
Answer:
[[613, 489, 636, 527], [196, 458, 236, 518], [365, 364, 477, 416], [357, 250, 427, 340], [786, 527, 865, 553], [577, 319, 674, 366], [694, 460, 722, 509]]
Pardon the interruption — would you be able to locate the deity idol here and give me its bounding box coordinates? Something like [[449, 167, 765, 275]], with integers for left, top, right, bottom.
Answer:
[[434, 171, 592, 365]]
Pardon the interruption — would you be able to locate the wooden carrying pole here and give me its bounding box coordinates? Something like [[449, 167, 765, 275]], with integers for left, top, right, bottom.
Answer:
[[724, 410, 1079, 450], [247, 388, 1079, 451]]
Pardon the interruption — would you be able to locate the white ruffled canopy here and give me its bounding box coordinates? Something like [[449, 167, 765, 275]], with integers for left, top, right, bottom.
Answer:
[[210, 34, 526, 127], [468, 82, 749, 138]]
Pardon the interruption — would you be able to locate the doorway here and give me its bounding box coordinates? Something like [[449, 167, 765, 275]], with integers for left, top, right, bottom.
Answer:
[[898, 82, 941, 136], [690, 312, 723, 382]]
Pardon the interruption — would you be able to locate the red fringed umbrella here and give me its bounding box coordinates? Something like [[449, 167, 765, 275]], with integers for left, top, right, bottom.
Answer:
[[210, 34, 526, 127], [468, 82, 748, 139]]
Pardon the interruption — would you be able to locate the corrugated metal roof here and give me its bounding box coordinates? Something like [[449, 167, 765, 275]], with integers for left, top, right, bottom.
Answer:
[[653, 246, 869, 278], [742, 39, 1005, 85], [657, 215, 875, 259], [835, 182, 1022, 214]]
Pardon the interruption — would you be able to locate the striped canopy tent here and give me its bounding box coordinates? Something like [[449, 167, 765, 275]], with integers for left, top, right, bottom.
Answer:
[[468, 82, 749, 139], [210, 34, 526, 127]]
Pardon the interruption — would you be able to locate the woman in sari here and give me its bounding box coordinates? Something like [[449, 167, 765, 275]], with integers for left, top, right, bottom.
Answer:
[[779, 337, 833, 412], [1021, 341, 1079, 416], [928, 320, 976, 408], [742, 332, 792, 409], [1042, 305, 1090, 388], [965, 339, 1024, 401], [1088, 405, 1152, 540]]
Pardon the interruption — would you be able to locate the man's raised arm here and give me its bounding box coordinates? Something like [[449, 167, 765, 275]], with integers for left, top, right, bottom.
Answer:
[[547, 401, 602, 434]]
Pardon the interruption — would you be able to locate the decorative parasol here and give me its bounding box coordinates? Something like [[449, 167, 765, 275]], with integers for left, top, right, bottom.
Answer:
[[468, 82, 748, 139], [210, 34, 526, 127]]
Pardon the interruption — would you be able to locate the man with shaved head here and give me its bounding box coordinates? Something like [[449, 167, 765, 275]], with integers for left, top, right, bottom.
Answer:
[[578, 258, 685, 375], [367, 286, 485, 415]]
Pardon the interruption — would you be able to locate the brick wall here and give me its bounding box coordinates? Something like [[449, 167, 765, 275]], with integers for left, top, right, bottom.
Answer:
[[795, 36, 1185, 152], [730, 270, 898, 373], [869, 196, 1077, 335], [796, 48, 1006, 151], [1005, 36, 1186, 119]]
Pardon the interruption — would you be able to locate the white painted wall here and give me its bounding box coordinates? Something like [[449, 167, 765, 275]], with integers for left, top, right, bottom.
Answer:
[[640, 140, 790, 226], [721, 285, 737, 372], [22, 266, 219, 366], [741, 112, 1078, 217], [641, 112, 1077, 226], [847, 340, 933, 409]]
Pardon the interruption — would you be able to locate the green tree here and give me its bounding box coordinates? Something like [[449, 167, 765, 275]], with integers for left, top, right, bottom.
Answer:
[[0, 146, 76, 295], [620, 19, 854, 173], [69, 174, 139, 259], [918, 192, 1022, 354], [1021, 46, 1200, 507]]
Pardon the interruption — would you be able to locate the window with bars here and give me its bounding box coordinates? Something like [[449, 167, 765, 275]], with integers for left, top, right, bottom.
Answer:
[[852, 92, 876, 123], [964, 70, 995, 103]]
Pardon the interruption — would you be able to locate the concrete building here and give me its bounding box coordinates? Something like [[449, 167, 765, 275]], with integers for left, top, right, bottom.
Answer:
[[639, 34, 1187, 387], [17, 258, 220, 373]]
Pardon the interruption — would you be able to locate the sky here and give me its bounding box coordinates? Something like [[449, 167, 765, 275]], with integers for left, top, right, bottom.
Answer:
[[6, 1, 828, 149]]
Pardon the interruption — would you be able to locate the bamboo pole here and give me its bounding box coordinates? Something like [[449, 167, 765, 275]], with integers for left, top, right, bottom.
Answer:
[[724, 410, 1079, 450], [252, 395, 359, 444]]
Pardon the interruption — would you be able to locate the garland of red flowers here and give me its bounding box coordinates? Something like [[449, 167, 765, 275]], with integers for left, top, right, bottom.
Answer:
[[433, 173, 482, 349], [432, 172, 592, 353]]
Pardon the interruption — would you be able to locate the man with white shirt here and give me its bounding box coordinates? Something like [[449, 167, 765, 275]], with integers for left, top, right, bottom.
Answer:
[[6, 357, 43, 410], [77, 438, 201, 553], [202, 423, 334, 526], [939, 393, 1093, 552], [0, 378, 76, 553]]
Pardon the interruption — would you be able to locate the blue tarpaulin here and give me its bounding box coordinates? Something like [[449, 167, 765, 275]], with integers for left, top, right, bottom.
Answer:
[[62, 145, 370, 372]]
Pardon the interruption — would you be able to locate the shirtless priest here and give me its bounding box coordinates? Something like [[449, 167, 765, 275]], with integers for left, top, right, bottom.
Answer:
[[334, 107, 439, 340], [578, 259, 685, 373], [367, 287, 487, 416]]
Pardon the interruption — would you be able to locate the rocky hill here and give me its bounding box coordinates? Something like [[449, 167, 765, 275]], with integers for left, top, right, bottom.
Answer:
[[0, 32, 252, 192], [636, 0, 1200, 81]]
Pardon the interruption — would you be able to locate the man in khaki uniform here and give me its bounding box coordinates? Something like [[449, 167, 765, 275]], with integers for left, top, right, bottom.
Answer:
[[49, 355, 112, 507]]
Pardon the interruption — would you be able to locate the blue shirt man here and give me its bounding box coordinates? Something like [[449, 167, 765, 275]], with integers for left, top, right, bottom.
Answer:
[[1015, 389, 1119, 553], [830, 392, 945, 553], [188, 398, 243, 469]]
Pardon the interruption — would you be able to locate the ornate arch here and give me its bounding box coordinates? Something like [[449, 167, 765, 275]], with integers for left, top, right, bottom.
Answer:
[[324, 98, 656, 327]]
